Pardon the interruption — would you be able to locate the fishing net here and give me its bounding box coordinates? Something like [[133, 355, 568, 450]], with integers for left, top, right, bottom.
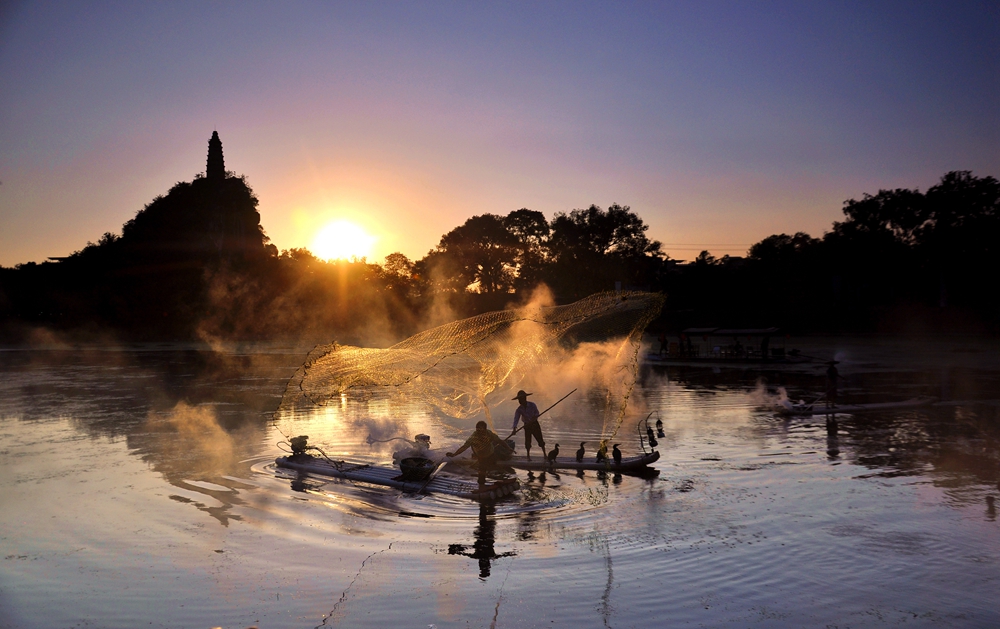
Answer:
[[276, 291, 664, 441]]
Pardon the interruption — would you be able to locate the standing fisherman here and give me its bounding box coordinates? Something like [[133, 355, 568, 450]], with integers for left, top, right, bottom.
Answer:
[[511, 390, 546, 461], [825, 361, 842, 408]]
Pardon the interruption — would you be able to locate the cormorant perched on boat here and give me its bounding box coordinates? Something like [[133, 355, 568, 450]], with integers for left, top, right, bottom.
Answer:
[[546, 444, 559, 465], [575, 442, 586, 462], [612, 444, 622, 466], [595, 443, 608, 462]]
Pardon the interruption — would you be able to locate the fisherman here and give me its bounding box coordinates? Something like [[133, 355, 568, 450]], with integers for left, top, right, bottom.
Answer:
[[825, 361, 841, 408], [391, 433, 432, 463], [510, 390, 546, 460], [447, 421, 514, 485]]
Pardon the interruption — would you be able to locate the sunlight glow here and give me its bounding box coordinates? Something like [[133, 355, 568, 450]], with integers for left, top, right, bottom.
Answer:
[[311, 220, 377, 261]]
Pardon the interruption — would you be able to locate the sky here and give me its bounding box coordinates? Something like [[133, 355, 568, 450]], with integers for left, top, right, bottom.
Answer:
[[1, 1, 997, 267]]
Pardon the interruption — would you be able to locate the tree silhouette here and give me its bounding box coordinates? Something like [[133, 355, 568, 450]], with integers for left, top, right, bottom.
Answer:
[[544, 203, 664, 298], [421, 214, 520, 294], [503, 208, 550, 290]]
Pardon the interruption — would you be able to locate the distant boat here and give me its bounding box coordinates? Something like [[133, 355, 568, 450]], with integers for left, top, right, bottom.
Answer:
[[773, 397, 936, 416], [647, 327, 805, 364]]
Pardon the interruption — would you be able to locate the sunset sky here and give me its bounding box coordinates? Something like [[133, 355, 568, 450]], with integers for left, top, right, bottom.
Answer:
[[1, 1, 997, 267]]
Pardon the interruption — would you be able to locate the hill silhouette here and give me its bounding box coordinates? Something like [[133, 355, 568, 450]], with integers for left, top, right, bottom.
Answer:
[[0, 133, 278, 339]]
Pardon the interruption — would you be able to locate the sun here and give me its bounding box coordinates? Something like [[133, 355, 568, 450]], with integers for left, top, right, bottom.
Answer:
[[311, 220, 377, 261]]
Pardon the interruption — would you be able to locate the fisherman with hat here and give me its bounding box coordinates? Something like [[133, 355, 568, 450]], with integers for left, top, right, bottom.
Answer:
[[510, 389, 546, 460]]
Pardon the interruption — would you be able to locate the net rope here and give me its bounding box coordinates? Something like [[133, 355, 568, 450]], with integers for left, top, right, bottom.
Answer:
[[276, 291, 664, 441]]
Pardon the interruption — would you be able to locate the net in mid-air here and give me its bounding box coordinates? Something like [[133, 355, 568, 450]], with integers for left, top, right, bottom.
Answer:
[[277, 291, 664, 439]]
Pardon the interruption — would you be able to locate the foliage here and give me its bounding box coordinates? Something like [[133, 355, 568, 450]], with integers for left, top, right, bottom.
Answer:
[[2, 169, 998, 341]]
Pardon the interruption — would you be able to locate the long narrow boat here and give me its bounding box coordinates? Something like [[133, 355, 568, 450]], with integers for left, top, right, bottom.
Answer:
[[774, 397, 936, 416], [453, 450, 660, 472], [275, 455, 519, 501]]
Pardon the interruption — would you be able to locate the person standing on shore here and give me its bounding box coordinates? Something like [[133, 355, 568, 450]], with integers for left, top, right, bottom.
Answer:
[[826, 361, 842, 408]]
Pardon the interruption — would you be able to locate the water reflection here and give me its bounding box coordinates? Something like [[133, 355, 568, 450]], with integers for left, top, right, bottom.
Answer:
[[447, 502, 515, 578], [0, 346, 306, 526], [826, 417, 840, 459]]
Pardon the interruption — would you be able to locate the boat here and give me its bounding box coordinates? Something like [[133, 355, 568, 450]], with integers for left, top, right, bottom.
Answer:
[[773, 397, 936, 416], [451, 450, 660, 472], [275, 454, 520, 501], [646, 328, 807, 365]]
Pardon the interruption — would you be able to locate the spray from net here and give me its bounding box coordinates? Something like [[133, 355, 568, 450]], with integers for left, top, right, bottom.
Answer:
[[275, 291, 664, 446]]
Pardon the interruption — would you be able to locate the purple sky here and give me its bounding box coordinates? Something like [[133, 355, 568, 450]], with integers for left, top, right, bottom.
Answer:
[[1, 1, 997, 266]]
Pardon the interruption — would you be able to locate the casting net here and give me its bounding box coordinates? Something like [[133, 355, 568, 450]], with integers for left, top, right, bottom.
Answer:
[[276, 291, 664, 440]]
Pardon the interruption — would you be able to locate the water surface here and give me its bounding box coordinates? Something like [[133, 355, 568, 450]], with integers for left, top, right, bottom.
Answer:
[[1, 339, 998, 628]]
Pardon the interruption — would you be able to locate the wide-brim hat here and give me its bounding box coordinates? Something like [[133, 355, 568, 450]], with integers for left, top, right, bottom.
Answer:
[[512, 390, 532, 400]]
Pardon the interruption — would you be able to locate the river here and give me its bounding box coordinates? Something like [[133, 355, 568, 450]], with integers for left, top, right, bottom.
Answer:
[[1, 337, 998, 628]]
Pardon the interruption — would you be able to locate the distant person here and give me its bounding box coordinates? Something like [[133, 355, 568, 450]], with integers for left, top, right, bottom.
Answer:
[[825, 361, 842, 408], [510, 390, 546, 460], [447, 421, 514, 485]]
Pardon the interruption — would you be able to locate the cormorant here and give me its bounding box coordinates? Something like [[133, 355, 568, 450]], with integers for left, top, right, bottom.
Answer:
[[546, 443, 559, 465], [575, 442, 586, 462], [612, 444, 622, 465], [595, 443, 607, 462]]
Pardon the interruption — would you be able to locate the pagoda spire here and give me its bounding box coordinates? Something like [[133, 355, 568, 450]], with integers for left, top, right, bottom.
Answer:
[[207, 131, 225, 180]]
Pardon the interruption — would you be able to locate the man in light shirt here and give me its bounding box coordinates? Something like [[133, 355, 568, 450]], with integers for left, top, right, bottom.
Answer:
[[510, 390, 546, 460]]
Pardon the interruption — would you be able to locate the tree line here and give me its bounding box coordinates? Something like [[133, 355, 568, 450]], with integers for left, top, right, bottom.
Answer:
[[1, 169, 997, 342]]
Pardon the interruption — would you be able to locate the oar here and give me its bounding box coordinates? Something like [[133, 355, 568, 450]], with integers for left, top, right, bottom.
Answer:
[[507, 388, 577, 438]]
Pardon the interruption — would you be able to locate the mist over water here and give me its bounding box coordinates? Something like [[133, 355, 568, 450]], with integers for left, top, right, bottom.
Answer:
[[1, 338, 999, 628]]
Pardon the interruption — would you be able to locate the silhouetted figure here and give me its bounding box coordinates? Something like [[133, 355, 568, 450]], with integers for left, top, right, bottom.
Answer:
[[826, 361, 841, 408], [612, 444, 622, 466], [510, 390, 545, 461], [546, 443, 559, 466], [448, 502, 515, 579], [576, 442, 586, 462], [447, 421, 513, 486], [596, 443, 608, 463]]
